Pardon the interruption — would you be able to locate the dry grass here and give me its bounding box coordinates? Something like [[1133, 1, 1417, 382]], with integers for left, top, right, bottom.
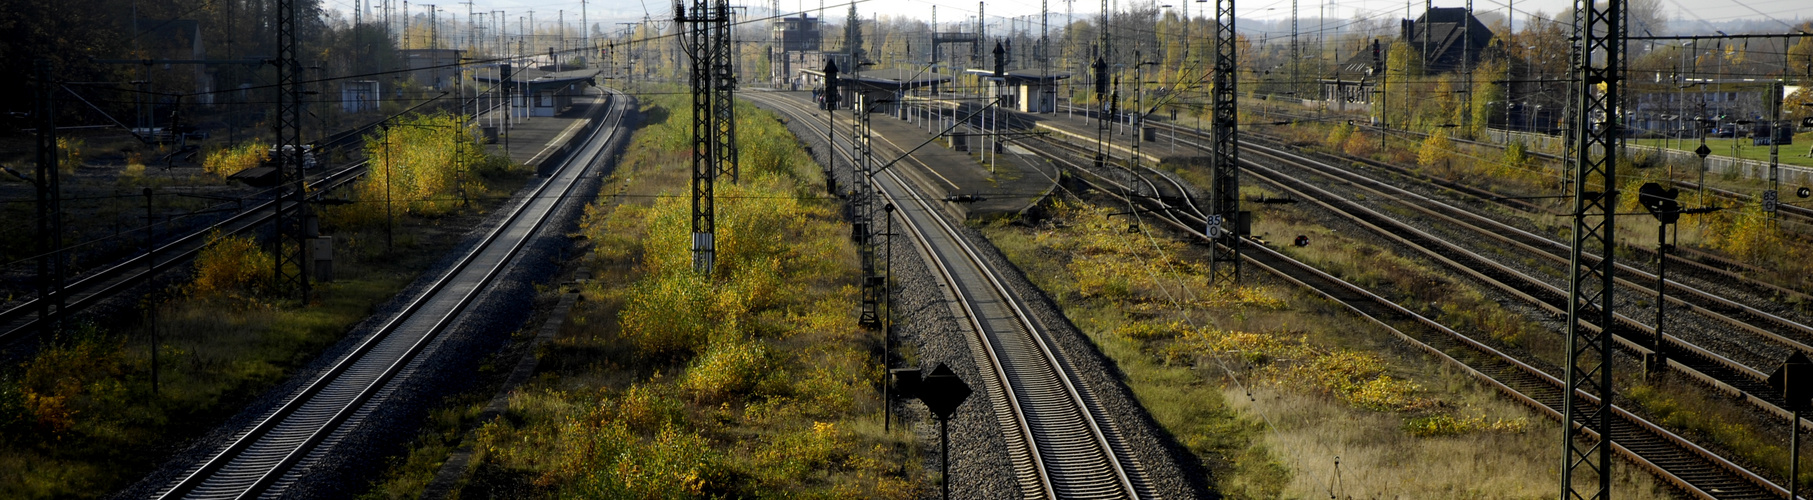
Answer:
[[982, 197, 1674, 498]]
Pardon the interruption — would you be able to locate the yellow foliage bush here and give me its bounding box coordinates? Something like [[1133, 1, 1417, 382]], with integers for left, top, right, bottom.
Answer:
[[56, 137, 83, 173], [680, 340, 769, 402], [1705, 196, 1783, 263], [355, 112, 499, 221], [618, 271, 718, 359], [751, 420, 850, 483], [1342, 130, 1378, 157], [6, 329, 132, 436], [1417, 131, 1453, 168], [189, 231, 272, 299], [1036, 199, 1285, 308], [1325, 122, 1355, 150], [203, 141, 268, 177]]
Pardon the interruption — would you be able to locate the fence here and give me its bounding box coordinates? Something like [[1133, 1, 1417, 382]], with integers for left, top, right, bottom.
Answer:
[[1480, 128, 1813, 187]]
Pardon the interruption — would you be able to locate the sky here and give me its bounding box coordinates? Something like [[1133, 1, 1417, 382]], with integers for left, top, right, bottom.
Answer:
[[324, 0, 1813, 35]]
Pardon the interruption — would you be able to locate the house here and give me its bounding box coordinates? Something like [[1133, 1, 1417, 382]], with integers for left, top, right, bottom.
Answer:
[[1626, 79, 1796, 136], [1400, 7, 1495, 74], [401, 48, 465, 89], [341, 81, 381, 113], [135, 19, 214, 106], [1319, 7, 1493, 109]]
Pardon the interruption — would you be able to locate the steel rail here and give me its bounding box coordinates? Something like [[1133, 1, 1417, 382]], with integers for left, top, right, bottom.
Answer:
[[1248, 143, 1813, 358], [155, 89, 626, 500], [746, 92, 1150, 499], [1053, 116, 1813, 433], [1244, 130, 1807, 302], [0, 98, 513, 344], [0, 162, 368, 344]]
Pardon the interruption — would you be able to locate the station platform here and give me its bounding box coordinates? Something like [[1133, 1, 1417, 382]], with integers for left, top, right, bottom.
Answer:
[[997, 105, 1206, 166], [479, 87, 610, 170], [768, 91, 1059, 221]]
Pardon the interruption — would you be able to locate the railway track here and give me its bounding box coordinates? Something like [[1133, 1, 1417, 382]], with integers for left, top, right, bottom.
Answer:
[[1039, 110, 1813, 428], [1011, 112, 1795, 498], [153, 87, 627, 500], [746, 91, 1155, 498], [1240, 125, 1800, 290], [1241, 106, 1813, 234], [0, 98, 513, 347], [0, 161, 367, 344]]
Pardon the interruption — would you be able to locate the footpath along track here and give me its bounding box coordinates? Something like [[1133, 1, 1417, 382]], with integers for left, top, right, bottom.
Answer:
[[746, 91, 1155, 499], [1013, 118, 1792, 498], [153, 88, 628, 500]]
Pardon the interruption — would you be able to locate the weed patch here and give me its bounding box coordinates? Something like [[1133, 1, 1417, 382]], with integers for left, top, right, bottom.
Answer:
[[364, 92, 918, 499]]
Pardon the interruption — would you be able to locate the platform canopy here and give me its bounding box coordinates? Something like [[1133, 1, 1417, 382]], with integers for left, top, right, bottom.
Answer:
[[474, 67, 600, 94], [961, 68, 1071, 83], [800, 67, 951, 90]]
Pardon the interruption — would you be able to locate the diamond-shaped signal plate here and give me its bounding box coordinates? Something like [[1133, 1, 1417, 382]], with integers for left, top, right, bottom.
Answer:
[[918, 363, 972, 421], [1695, 144, 1713, 158]]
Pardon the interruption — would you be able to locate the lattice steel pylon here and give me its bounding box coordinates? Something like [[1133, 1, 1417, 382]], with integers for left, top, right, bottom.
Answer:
[[856, 95, 880, 326], [679, 0, 718, 273], [273, 0, 310, 300], [1560, 0, 1622, 497], [1209, 0, 1240, 284], [712, 0, 737, 183]]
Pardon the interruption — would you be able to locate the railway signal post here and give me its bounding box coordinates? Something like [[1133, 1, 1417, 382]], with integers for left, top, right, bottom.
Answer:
[[1770, 352, 1811, 500], [918, 363, 972, 500], [1638, 182, 1681, 377]]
